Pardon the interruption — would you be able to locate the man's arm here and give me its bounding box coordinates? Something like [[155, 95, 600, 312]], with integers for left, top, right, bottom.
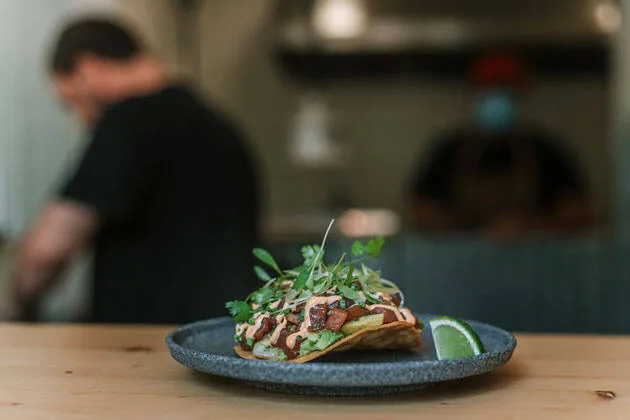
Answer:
[[12, 200, 98, 317]]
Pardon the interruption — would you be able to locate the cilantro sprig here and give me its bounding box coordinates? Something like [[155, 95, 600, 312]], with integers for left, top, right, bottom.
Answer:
[[351, 237, 385, 259], [225, 300, 252, 322]]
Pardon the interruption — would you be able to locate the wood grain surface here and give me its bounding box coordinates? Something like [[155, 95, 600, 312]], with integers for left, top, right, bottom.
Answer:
[[0, 323, 627, 419]]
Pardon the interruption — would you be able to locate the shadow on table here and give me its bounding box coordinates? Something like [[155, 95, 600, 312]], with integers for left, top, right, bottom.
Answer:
[[190, 361, 526, 405]]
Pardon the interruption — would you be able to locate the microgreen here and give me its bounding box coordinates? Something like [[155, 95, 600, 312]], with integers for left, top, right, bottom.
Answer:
[[365, 294, 381, 304], [292, 270, 307, 290], [253, 265, 272, 282], [301, 245, 322, 266], [253, 248, 282, 275], [339, 285, 360, 300], [249, 288, 274, 306], [226, 219, 404, 324]]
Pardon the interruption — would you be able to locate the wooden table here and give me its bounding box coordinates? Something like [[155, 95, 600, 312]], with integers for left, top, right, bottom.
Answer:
[[0, 324, 627, 419]]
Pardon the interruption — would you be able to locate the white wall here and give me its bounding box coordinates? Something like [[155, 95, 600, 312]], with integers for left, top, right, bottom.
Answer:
[[0, 0, 75, 236]]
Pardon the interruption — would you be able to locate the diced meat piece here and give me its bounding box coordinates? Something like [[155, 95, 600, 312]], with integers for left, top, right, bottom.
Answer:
[[294, 303, 306, 313], [325, 308, 348, 332], [370, 307, 398, 324], [329, 298, 354, 310], [271, 299, 285, 310], [345, 305, 370, 322], [308, 304, 327, 332], [239, 332, 252, 351], [391, 293, 402, 307], [351, 281, 363, 290], [253, 317, 276, 342], [285, 312, 301, 325], [276, 329, 301, 360]]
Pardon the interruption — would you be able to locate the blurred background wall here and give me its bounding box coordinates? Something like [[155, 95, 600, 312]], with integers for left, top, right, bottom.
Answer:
[[0, 0, 625, 326], [0, 0, 614, 236], [186, 0, 610, 225]]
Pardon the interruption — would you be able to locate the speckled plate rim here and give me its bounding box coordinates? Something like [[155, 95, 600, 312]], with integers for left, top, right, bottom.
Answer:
[[166, 315, 517, 388]]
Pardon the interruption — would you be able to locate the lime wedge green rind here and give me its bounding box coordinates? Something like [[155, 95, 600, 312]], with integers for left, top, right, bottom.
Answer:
[[429, 316, 485, 360]]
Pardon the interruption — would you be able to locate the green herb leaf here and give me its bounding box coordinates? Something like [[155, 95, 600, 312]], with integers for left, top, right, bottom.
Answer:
[[225, 300, 252, 322], [345, 266, 355, 286], [306, 271, 315, 290], [294, 270, 309, 290], [313, 276, 330, 294], [253, 248, 281, 274], [301, 245, 323, 267], [299, 290, 313, 301], [352, 238, 385, 258], [253, 265, 272, 282], [249, 288, 274, 306], [365, 294, 380, 304], [339, 285, 360, 300], [351, 241, 365, 257], [364, 237, 385, 258]]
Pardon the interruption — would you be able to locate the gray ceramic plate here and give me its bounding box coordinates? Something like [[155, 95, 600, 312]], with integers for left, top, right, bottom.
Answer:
[[166, 315, 516, 396]]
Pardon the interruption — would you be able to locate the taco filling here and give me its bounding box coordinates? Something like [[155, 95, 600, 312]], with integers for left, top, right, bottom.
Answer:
[[225, 221, 423, 362]]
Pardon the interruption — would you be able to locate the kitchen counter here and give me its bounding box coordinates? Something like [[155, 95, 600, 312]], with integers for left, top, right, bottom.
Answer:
[[0, 323, 627, 419]]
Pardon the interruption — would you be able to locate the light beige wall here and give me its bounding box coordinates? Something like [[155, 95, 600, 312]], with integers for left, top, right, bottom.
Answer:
[[197, 0, 302, 217]]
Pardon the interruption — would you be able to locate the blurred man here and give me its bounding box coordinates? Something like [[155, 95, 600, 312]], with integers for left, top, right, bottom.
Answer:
[[12, 18, 259, 323], [409, 53, 593, 236]]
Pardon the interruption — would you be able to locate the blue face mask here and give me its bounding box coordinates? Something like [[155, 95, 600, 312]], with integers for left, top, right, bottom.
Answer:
[[474, 90, 519, 135]]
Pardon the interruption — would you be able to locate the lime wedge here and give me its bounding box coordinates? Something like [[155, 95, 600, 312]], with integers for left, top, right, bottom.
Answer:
[[429, 316, 485, 360]]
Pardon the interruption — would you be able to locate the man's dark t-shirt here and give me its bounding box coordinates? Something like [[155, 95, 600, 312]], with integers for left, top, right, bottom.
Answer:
[[412, 126, 587, 222], [60, 85, 259, 324]]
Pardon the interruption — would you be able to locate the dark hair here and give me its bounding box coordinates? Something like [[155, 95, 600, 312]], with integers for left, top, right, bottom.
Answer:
[[469, 53, 528, 89], [49, 17, 144, 75]]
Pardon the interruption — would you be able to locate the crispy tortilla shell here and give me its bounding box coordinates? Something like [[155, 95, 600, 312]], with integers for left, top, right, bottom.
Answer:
[[234, 321, 422, 363]]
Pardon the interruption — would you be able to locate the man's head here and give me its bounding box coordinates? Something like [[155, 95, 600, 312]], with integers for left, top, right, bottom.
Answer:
[[48, 18, 146, 125], [468, 52, 528, 135]]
